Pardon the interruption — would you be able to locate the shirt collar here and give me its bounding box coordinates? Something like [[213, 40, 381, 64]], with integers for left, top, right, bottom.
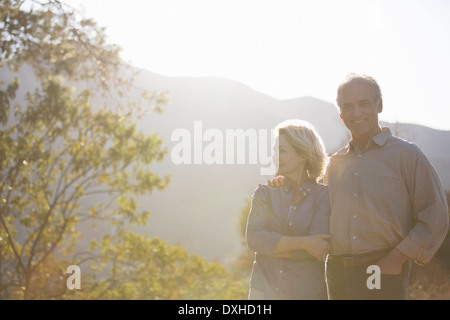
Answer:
[[282, 177, 315, 195], [347, 127, 392, 153], [372, 127, 392, 147]]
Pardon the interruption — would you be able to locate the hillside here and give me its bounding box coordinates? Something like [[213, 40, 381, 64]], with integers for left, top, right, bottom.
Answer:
[[2, 65, 450, 264]]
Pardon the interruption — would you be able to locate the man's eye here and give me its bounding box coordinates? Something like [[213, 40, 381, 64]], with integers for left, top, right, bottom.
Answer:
[[342, 105, 352, 111]]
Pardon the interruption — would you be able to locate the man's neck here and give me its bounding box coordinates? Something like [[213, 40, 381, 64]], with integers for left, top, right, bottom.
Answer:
[[351, 126, 382, 152]]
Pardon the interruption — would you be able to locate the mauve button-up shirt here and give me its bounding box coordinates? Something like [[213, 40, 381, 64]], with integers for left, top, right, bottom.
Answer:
[[326, 128, 449, 265], [246, 179, 330, 300]]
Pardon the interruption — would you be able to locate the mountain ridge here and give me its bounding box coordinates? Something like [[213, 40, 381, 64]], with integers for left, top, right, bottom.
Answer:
[[2, 65, 449, 264]]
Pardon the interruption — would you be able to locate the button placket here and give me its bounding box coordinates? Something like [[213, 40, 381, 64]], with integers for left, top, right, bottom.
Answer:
[[350, 152, 362, 247]]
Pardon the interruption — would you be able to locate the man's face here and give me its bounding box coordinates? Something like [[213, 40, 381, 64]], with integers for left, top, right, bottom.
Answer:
[[339, 80, 382, 140]]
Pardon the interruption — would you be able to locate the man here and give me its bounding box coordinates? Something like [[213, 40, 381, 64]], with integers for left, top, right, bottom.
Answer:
[[269, 73, 449, 299]]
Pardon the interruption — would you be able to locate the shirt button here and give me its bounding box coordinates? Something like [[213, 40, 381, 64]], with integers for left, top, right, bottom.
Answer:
[[352, 236, 357, 240], [289, 222, 293, 226], [284, 188, 289, 192], [279, 270, 283, 274], [353, 215, 357, 218], [353, 193, 358, 197], [354, 172, 359, 176]]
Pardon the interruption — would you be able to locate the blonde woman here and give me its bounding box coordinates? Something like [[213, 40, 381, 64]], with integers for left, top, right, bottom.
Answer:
[[246, 119, 330, 300]]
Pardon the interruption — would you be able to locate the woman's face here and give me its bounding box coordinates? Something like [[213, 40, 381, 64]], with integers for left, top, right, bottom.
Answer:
[[273, 133, 306, 177]]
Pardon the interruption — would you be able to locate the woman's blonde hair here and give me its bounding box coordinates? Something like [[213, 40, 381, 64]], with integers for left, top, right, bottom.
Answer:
[[274, 119, 328, 182]]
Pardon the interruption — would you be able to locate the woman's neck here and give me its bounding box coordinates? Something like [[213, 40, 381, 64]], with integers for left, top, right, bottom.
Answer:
[[285, 169, 308, 190]]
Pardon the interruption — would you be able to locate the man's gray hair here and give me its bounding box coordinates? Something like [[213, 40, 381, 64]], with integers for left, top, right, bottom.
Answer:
[[336, 73, 382, 108]]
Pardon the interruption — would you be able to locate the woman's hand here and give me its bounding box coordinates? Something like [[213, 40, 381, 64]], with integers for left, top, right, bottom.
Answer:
[[274, 234, 331, 261], [302, 234, 331, 261]]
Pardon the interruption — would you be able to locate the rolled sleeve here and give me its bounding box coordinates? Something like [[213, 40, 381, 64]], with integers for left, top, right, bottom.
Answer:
[[396, 148, 449, 265], [246, 186, 284, 257]]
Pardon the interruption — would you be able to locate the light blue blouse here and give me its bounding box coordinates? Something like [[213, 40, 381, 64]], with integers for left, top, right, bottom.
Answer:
[[246, 179, 330, 300]]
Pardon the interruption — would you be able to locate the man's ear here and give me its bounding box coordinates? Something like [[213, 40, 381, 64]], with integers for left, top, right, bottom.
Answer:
[[378, 97, 383, 113]]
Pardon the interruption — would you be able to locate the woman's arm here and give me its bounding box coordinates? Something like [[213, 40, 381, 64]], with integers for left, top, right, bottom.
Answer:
[[246, 186, 285, 257], [273, 234, 330, 261], [247, 185, 331, 260]]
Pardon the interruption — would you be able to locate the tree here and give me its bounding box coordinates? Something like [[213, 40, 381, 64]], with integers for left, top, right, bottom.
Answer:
[[69, 231, 248, 300], [2, 0, 119, 91], [232, 198, 253, 284], [1, 0, 249, 300], [0, 77, 170, 298]]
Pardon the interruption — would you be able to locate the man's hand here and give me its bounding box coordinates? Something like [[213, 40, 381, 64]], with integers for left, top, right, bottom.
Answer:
[[267, 176, 285, 188], [376, 248, 409, 275]]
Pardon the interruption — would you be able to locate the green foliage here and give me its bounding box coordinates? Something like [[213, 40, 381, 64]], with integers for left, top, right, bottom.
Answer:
[[0, 76, 169, 299], [0, 0, 248, 300], [232, 197, 254, 281], [66, 232, 247, 300], [1, 0, 120, 90]]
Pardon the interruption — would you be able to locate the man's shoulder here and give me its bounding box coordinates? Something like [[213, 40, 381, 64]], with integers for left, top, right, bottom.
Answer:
[[386, 134, 426, 157], [329, 144, 351, 158]]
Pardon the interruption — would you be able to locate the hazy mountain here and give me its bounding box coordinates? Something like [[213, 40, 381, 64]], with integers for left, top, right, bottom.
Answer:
[[2, 65, 450, 265], [132, 68, 450, 263]]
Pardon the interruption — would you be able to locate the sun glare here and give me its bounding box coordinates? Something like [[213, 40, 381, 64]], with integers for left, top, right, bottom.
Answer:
[[68, 0, 450, 130]]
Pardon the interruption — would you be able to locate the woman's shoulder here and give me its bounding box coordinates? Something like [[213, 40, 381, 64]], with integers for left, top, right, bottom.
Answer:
[[252, 182, 285, 201], [252, 183, 273, 196], [305, 180, 328, 192], [306, 181, 329, 202]]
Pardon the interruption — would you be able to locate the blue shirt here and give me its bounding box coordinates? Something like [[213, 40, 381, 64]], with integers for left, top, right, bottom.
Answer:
[[246, 179, 330, 299]]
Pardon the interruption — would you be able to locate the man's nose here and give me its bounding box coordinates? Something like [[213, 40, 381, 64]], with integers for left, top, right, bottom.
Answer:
[[352, 106, 363, 116]]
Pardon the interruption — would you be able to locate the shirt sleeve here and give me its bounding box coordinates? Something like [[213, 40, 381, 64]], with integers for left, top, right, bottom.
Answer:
[[396, 145, 449, 265], [245, 185, 284, 257], [308, 186, 331, 235]]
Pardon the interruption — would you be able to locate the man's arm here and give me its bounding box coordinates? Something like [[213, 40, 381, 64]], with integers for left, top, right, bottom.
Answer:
[[376, 248, 409, 275], [395, 146, 449, 266]]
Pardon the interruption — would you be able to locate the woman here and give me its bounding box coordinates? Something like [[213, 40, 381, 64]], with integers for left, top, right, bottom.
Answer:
[[246, 119, 330, 300]]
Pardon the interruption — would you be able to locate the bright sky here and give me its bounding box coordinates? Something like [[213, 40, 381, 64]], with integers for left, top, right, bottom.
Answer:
[[67, 0, 450, 131]]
